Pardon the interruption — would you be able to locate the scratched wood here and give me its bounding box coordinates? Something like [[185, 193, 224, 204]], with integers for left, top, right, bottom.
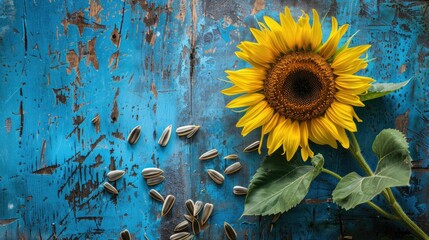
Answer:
[[0, 0, 428, 239]]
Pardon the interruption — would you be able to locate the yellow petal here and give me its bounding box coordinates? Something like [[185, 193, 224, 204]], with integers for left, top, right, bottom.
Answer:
[[241, 107, 274, 136], [283, 120, 301, 160], [237, 41, 276, 68], [310, 9, 322, 51], [267, 117, 287, 155], [263, 16, 289, 53], [336, 125, 350, 148], [280, 7, 297, 50], [297, 12, 311, 50], [221, 85, 247, 96], [300, 145, 314, 161], [318, 17, 349, 59], [226, 68, 265, 92], [261, 112, 280, 135], [336, 84, 372, 95], [335, 92, 365, 107], [333, 59, 368, 75], [309, 117, 339, 148], [236, 101, 269, 127], [250, 28, 280, 56], [331, 45, 371, 69], [326, 103, 357, 132], [226, 93, 265, 108]]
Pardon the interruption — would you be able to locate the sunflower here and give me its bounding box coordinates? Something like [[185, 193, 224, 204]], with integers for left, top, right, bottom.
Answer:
[[222, 7, 374, 161]]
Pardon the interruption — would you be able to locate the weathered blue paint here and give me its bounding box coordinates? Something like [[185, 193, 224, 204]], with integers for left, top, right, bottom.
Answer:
[[0, 0, 428, 239]]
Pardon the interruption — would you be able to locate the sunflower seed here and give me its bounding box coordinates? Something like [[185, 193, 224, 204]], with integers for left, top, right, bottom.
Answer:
[[170, 232, 190, 240], [146, 175, 165, 186], [158, 125, 172, 147], [186, 125, 200, 138], [127, 125, 141, 145], [144, 233, 149, 240], [185, 199, 194, 215], [142, 167, 164, 179], [224, 222, 237, 240], [192, 218, 201, 235], [162, 195, 176, 216], [149, 189, 164, 202], [199, 149, 218, 160], [107, 170, 125, 182], [174, 220, 189, 232], [201, 203, 213, 225], [120, 229, 131, 240], [207, 169, 224, 184], [176, 125, 196, 136], [103, 182, 118, 195], [91, 114, 100, 124], [233, 186, 248, 196], [224, 154, 238, 160], [185, 234, 194, 240], [184, 214, 194, 223], [193, 201, 203, 216], [243, 141, 260, 152], [224, 162, 242, 175]]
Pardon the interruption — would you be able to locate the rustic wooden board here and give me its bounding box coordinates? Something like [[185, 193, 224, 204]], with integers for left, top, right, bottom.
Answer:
[[0, 0, 428, 239]]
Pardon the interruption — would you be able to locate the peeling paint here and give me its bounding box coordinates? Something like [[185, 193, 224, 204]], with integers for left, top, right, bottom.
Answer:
[[32, 165, 59, 175], [251, 0, 265, 15], [61, 10, 106, 36]]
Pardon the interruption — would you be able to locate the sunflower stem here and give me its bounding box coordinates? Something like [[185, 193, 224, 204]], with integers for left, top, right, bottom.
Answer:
[[321, 168, 398, 221], [348, 132, 429, 239]]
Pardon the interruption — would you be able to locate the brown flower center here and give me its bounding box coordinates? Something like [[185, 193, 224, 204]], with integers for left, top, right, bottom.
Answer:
[[264, 52, 336, 121]]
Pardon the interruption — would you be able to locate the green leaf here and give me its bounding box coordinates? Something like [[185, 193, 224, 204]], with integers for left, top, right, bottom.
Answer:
[[333, 129, 412, 210], [359, 79, 410, 101], [243, 153, 324, 216]]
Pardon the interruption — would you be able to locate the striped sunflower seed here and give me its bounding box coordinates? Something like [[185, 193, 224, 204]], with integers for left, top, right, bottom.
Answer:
[[127, 125, 141, 145], [120, 229, 131, 240], [185, 199, 194, 215], [243, 141, 260, 152], [158, 124, 172, 147], [192, 218, 201, 235], [185, 234, 194, 240], [170, 232, 190, 240], [174, 220, 189, 232], [149, 189, 164, 202], [199, 149, 218, 160], [176, 125, 196, 136], [224, 154, 238, 160], [107, 170, 125, 182], [162, 195, 176, 216], [186, 125, 200, 138], [193, 201, 203, 216], [207, 169, 224, 184], [233, 186, 248, 196], [142, 167, 164, 179], [224, 222, 237, 240], [184, 214, 194, 223], [91, 114, 100, 124], [103, 182, 118, 195], [146, 175, 165, 186], [224, 162, 242, 175], [201, 203, 213, 225]]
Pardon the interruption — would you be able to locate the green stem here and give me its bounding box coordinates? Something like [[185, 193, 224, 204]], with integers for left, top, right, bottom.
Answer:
[[321, 168, 342, 180], [321, 168, 399, 221], [349, 132, 374, 176], [348, 132, 429, 239]]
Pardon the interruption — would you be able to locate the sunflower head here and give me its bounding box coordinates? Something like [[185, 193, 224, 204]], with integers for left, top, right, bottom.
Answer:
[[222, 7, 374, 161]]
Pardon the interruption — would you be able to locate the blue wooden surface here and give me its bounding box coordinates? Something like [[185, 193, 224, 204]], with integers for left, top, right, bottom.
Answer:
[[0, 0, 428, 239]]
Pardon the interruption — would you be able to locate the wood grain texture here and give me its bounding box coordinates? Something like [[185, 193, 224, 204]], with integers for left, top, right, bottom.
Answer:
[[0, 0, 428, 239]]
